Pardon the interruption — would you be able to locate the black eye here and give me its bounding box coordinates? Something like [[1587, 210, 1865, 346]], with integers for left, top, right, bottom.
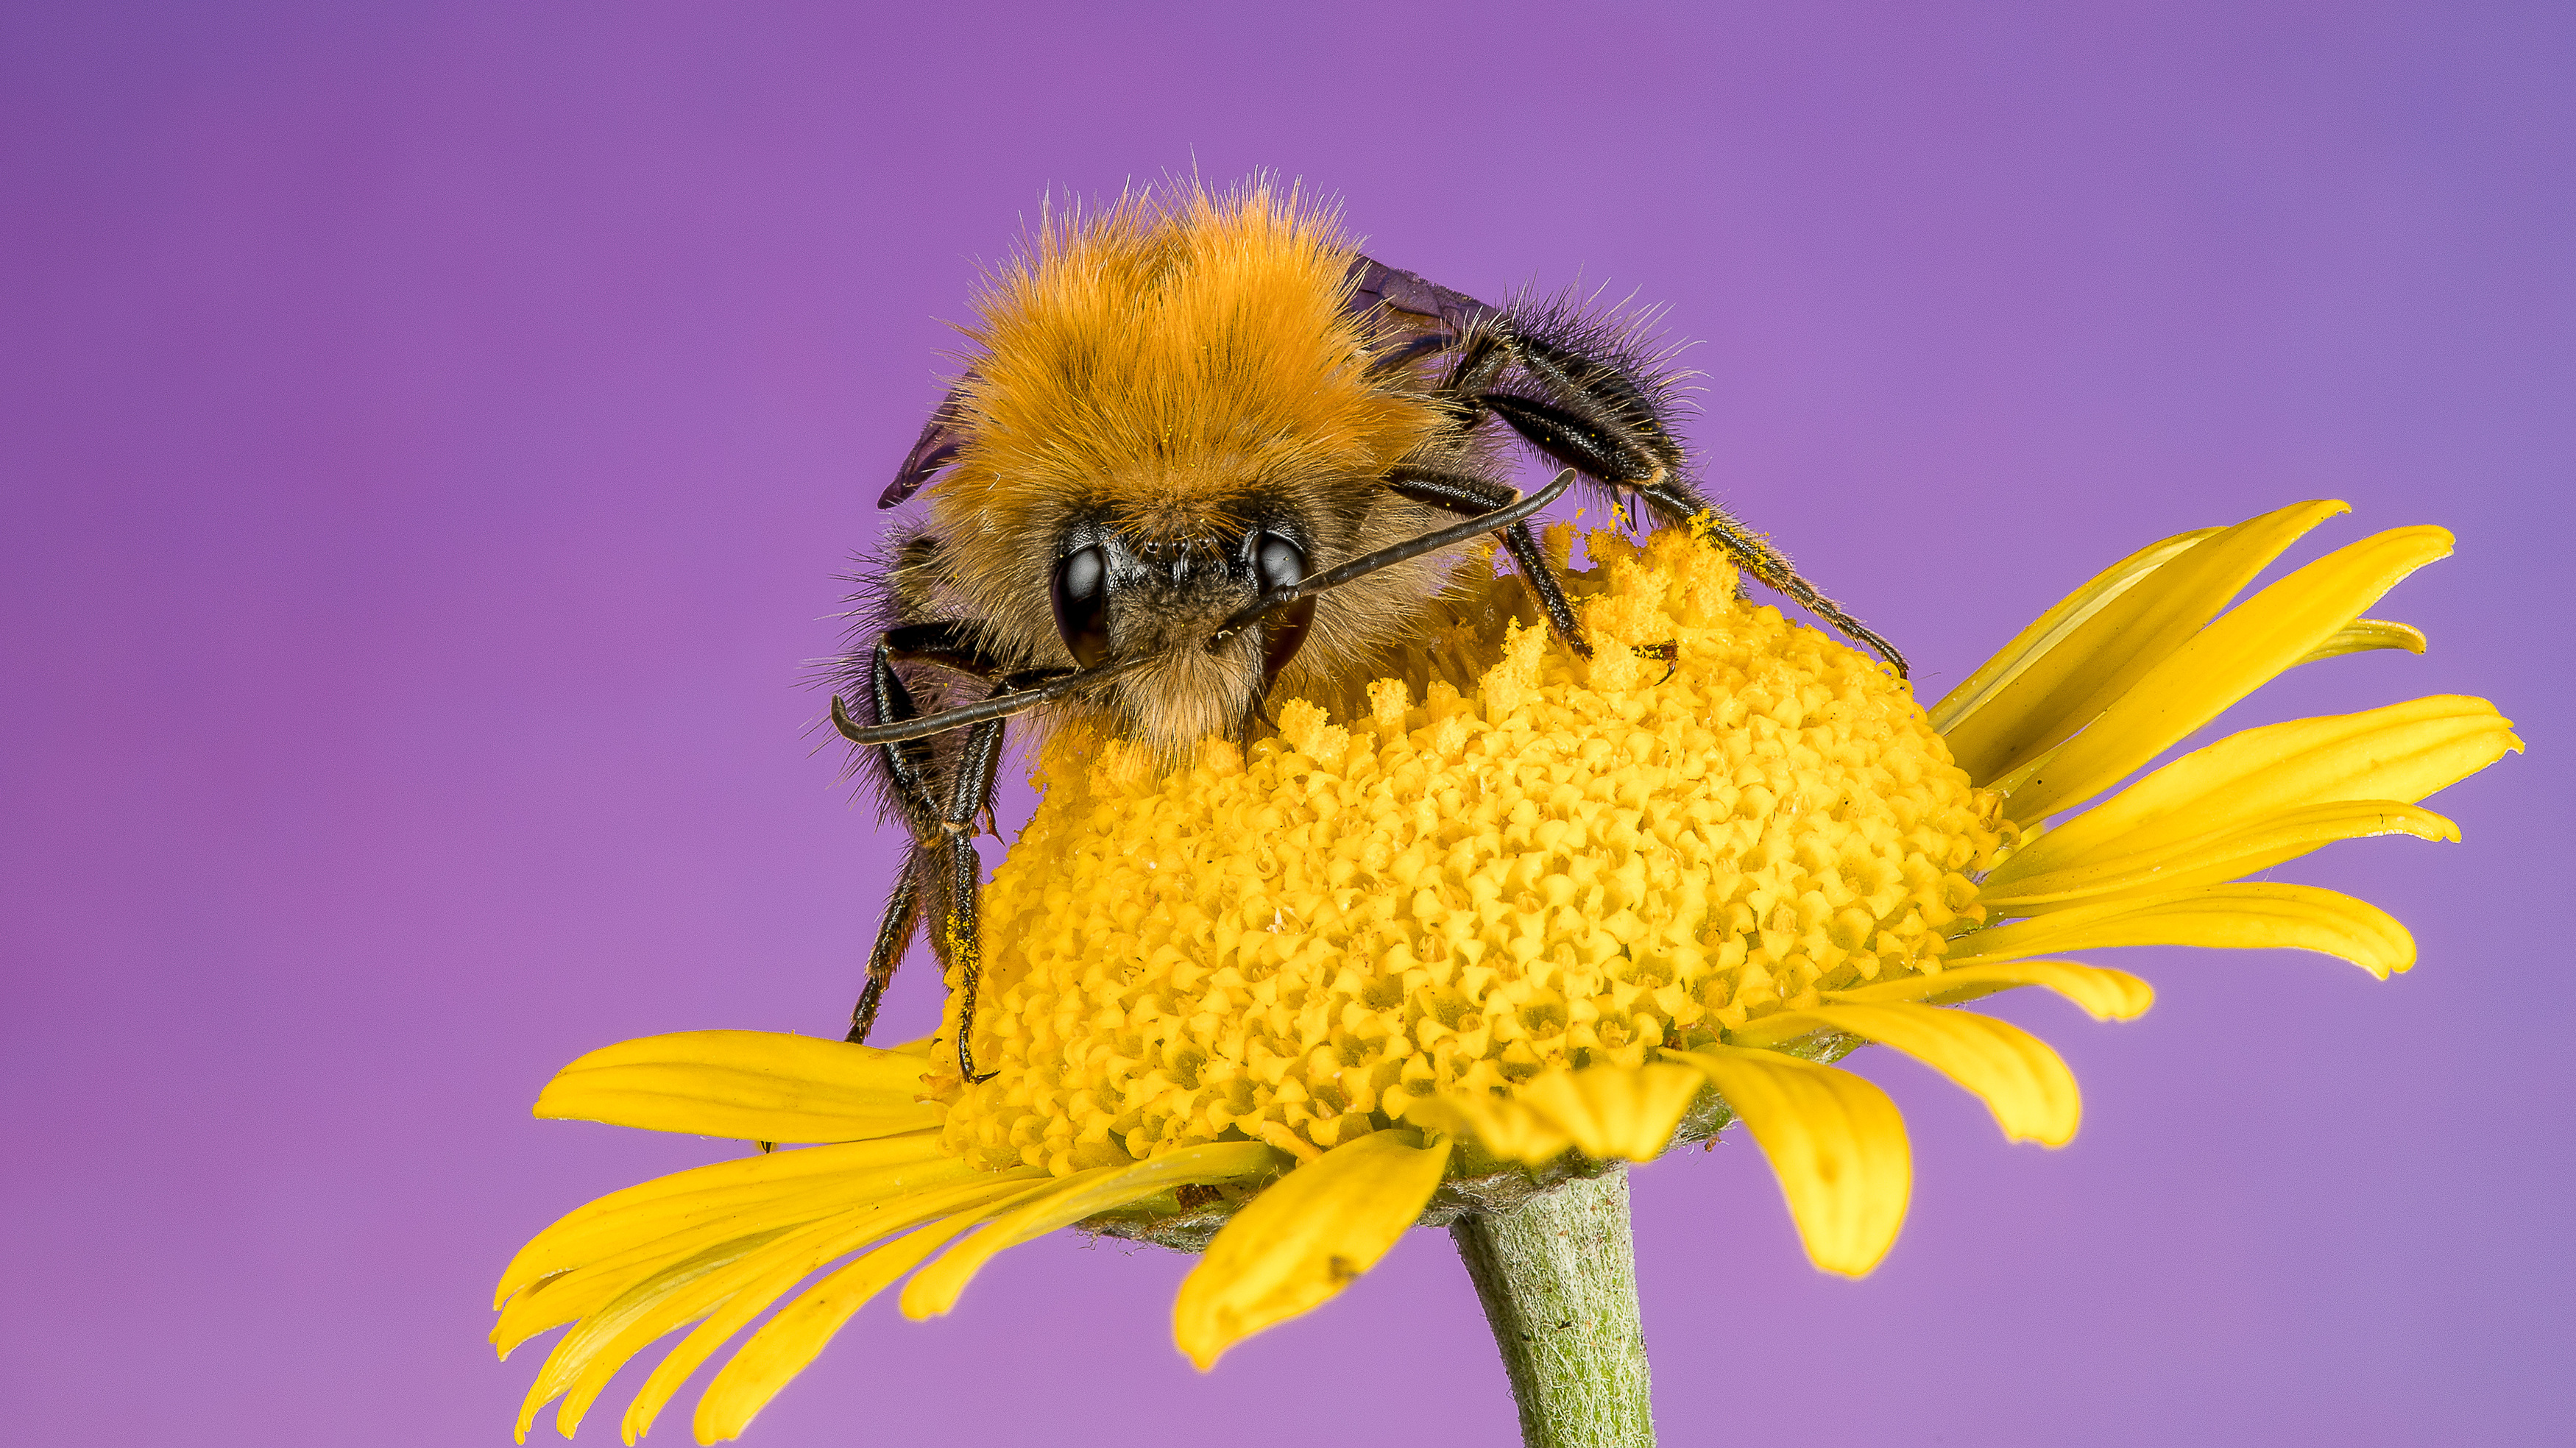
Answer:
[[1250, 533, 1314, 688], [1050, 545, 1111, 669], [1253, 532, 1306, 595]]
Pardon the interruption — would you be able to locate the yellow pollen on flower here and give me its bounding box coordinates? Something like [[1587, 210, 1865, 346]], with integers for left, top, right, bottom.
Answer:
[[491, 503, 2519, 1437], [933, 528, 2007, 1174]]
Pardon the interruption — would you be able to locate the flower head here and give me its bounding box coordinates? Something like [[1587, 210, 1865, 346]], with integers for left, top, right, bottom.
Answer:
[[496, 503, 2516, 1443]]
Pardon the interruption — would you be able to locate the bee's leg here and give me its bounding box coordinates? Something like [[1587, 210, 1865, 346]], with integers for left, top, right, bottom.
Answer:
[[846, 640, 946, 1044], [1429, 316, 1687, 493], [1477, 391, 1678, 498], [1208, 472, 1574, 655], [1437, 326, 1517, 421], [1434, 311, 1907, 678], [844, 625, 1041, 1063], [1631, 476, 1908, 678], [1475, 363, 1908, 678], [932, 714, 1008, 1084], [847, 850, 926, 1043], [879, 620, 1012, 682], [1384, 464, 1591, 656]]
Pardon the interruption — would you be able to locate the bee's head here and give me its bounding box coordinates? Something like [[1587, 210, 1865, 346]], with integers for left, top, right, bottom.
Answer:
[[894, 180, 1454, 760], [1044, 512, 1314, 754]]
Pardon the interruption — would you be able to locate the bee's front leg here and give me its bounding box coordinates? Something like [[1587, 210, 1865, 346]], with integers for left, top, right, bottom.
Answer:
[[847, 640, 945, 1046], [934, 714, 1008, 1084], [843, 629, 1026, 1065]]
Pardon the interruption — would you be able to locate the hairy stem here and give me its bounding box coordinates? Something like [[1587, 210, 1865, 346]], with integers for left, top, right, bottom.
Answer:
[[1449, 1168, 1655, 1448]]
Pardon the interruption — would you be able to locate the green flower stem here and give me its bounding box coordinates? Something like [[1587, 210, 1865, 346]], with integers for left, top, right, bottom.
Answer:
[[1450, 1167, 1655, 1448]]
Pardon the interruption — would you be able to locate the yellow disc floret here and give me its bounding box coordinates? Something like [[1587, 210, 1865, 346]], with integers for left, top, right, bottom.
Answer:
[[495, 503, 2519, 1441], [934, 527, 2006, 1176]]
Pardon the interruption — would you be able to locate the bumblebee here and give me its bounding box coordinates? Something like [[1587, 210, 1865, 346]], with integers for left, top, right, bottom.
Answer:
[[829, 181, 1902, 1080]]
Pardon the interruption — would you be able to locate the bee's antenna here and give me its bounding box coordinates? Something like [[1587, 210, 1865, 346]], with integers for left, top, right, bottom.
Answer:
[[829, 655, 1153, 748], [1208, 469, 1575, 648], [832, 472, 1574, 749]]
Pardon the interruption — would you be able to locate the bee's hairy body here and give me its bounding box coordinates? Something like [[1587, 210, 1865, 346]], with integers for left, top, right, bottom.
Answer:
[[832, 180, 1902, 1078]]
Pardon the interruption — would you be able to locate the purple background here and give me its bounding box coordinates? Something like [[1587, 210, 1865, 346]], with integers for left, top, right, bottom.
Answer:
[[5, 4, 2568, 1444]]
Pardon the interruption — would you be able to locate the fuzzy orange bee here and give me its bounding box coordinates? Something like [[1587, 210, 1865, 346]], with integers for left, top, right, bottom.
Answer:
[[830, 180, 1901, 1079]]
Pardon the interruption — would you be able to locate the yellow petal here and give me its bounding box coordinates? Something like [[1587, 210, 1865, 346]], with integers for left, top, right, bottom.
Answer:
[[535, 1031, 941, 1143], [1989, 695, 2518, 889], [1823, 960, 2154, 1021], [494, 1153, 977, 1362], [1951, 882, 2416, 979], [1928, 523, 2221, 738], [1410, 1063, 1705, 1166], [494, 1134, 958, 1316], [2000, 525, 2456, 823], [2296, 617, 2426, 664], [1981, 799, 2457, 909], [899, 1142, 1289, 1320], [618, 1171, 1045, 1444], [1939, 501, 2348, 787], [1514, 1063, 1710, 1163], [499, 1229, 785, 1364], [1172, 1130, 1452, 1370], [1400, 1093, 1573, 1165], [1665, 1046, 1911, 1277], [692, 1182, 1061, 1444], [550, 1227, 803, 1443], [515, 1232, 782, 1442], [1735, 1004, 2081, 1146]]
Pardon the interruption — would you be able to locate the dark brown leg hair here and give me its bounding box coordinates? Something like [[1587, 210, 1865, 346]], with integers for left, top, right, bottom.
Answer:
[[842, 628, 1014, 1084], [1632, 478, 1908, 677], [848, 849, 924, 1043], [935, 714, 1008, 1084], [846, 639, 942, 1045], [1428, 311, 1909, 678]]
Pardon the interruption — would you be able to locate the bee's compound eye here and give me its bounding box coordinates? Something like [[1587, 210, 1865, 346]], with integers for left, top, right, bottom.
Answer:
[[1050, 545, 1111, 669], [1250, 532, 1314, 689], [1253, 532, 1307, 594]]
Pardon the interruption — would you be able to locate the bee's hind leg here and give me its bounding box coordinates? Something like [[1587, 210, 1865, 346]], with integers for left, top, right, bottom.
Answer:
[[1452, 312, 1909, 678], [1480, 385, 1908, 678], [1632, 479, 1908, 679]]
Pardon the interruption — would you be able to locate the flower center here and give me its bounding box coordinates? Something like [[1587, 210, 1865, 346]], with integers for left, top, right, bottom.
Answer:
[[935, 528, 2004, 1177]]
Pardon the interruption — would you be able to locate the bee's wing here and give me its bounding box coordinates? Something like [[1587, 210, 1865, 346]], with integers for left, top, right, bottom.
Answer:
[[1344, 254, 1498, 340], [878, 381, 973, 509]]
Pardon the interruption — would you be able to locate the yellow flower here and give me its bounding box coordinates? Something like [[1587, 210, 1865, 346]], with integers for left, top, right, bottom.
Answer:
[[495, 501, 2516, 1444]]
